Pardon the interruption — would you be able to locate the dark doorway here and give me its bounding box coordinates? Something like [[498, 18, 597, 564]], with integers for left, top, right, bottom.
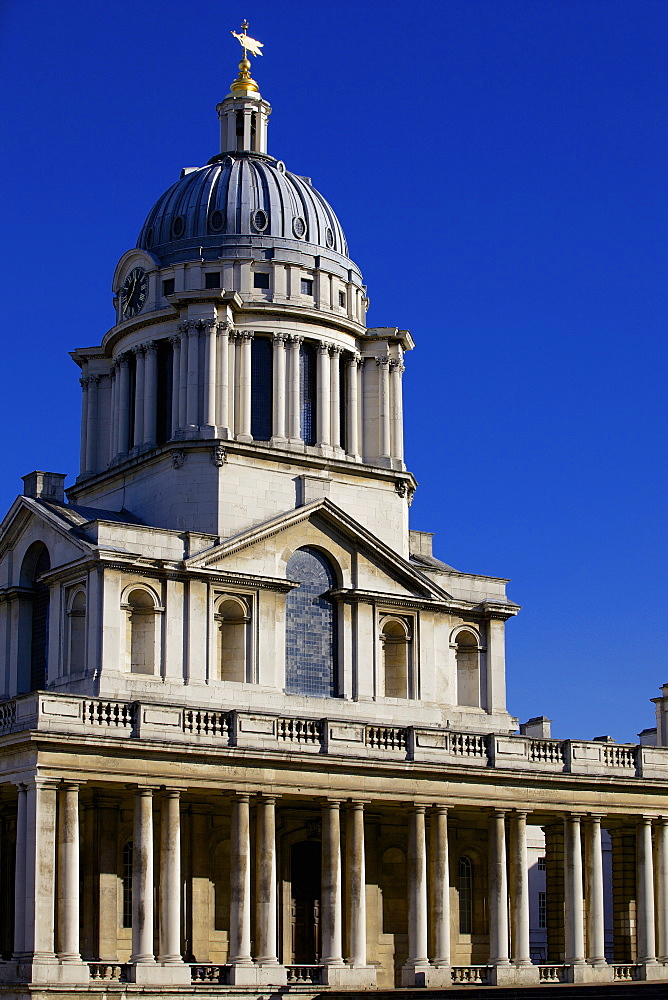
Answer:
[[290, 840, 321, 964]]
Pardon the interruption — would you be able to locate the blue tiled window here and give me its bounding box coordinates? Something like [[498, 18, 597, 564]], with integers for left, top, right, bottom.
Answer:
[[299, 343, 317, 446], [251, 336, 273, 441], [285, 547, 337, 697]]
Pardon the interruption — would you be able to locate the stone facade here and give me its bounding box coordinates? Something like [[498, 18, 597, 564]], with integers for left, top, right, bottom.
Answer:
[[0, 41, 666, 1000]]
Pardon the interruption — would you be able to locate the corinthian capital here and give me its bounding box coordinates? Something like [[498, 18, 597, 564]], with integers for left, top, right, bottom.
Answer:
[[375, 356, 390, 368]]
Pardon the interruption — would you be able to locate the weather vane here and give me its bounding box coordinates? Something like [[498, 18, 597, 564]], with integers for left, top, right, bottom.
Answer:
[[231, 19, 264, 59]]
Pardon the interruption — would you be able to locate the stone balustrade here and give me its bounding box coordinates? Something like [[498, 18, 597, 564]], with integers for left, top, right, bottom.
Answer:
[[2, 691, 666, 780]]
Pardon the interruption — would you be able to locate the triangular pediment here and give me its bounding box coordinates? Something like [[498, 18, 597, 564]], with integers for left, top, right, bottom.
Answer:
[[0, 496, 96, 567], [185, 499, 452, 603]]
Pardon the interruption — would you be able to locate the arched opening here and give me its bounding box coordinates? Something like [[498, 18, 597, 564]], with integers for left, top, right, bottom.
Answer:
[[67, 589, 86, 675], [285, 548, 338, 698], [18, 542, 51, 693], [290, 840, 321, 964], [381, 618, 411, 698], [458, 855, 473, 934], [456, 630, 480, 708], [124, 588, 158, 675], [216, 597, 249, 682], [251, 336, 273, 441]]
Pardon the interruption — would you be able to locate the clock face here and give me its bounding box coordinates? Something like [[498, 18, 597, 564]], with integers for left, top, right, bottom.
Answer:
[[120, 267, 148, 318]]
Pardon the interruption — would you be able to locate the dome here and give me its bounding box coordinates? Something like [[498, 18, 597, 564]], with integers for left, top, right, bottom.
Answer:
[[137, 151, 354, 270]]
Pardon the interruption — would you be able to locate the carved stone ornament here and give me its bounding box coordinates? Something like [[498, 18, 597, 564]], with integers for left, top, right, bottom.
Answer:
[[395, 481, 408, 499], [171, 449, 186, 470], [211, 444, 226, 468], [306, 819, 322, 840], [407, 486, 415, 507]]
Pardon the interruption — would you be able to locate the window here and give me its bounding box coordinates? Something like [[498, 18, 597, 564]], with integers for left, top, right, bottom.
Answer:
[[205, 272, 221, 288], [67, 589, 86, 674], [537, 856, 546, 870], [301, 278, 313, 296], [458, 856, 473, 934], [162, 278, 175, 296], [299, 342, 317, 445], [18, 541, 51, 693], [455, 629, 480, 708], [285, 547, 338, 698], [254, 271, 270, 289], [250, 336, 273, 440], [216, 597, 250, 682], [538, 891, 547, 929], [338, 290, 346, 308], [122, 841, 133, 928], [381, 617, 411, 698], [124, 588, 159, 674]]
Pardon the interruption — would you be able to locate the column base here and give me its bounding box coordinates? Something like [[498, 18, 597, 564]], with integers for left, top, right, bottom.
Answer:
[[401, 961, 436, 987], [490, 964, 540, 986], [566, 962, 612, 983], [16, 960, 89, 985], [638, 961, 668, 981], [126, 962, 192, 985], [227, 963, 286, 986], [321, 964, 376, 987]]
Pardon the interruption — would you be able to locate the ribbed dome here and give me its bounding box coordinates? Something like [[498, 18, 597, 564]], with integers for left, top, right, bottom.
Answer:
[[137, 152, 353, 268]]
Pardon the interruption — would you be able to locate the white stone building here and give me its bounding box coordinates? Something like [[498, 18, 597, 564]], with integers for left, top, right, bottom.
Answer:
[[1, 43, 668, 998]]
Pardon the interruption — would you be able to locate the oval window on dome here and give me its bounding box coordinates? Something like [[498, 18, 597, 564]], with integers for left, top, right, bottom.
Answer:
[[146, 227, 154, 248], [325, 227, 334, 249], [222, 155, 234, 169], [276, 160, 286, 174], [292, 216, 306, 239], [172, 216, 185, 238], [209, 209, 224, 232], [252, 209, 268, 232]]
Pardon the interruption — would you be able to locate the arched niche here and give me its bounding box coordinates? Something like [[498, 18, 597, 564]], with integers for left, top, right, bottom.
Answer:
[[67, 588, 86, 675], [380, 617, 412, 699], [215, 596, 250, 682], [17, 541, 51, 693], [121, 585, 161, 675], [454, 628, 481, 708]]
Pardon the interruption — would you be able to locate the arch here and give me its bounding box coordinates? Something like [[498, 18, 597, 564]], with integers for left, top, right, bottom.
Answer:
[[285, 547, 338, 698], [458, 855, 473, 934], [67, 588, 87, 675], [17, 542, 51, 693], [122, 585, 160, 675], [455, 628, 480, 708], [380, 617, 412, 699], [215, 595, 250, 682]]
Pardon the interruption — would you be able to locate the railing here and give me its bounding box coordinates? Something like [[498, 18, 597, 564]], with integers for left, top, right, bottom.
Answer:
[[603, 746, 636, 768], [529, 740, 564, 764], [82, 699, 135, 729], [286, 965, 323, 984], [277, 718, 322, 744], [0, 700, 16, 731], [366, 725, 408, 750], [190, 964, 231, 984], [538, 964, 566, 983], [451, 965, 489, 984], [88, 963, 127, 981], [612, 964, 638, 981], [184, 709, 230, 738], [449, 732, 487, 758]]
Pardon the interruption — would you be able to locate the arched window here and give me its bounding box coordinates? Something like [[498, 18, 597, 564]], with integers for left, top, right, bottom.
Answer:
[[215, 597, 249, 682], [67, 589, 86, 675], [285, 547, 337, 698], [123, 588, 159, 675], [456, 629, 480, 708], [251, 336, 272, 441], [381, 618, 411, 699], [18, 542, 51, 693], [458, 855, 473, 934], [122, 840, 133, 928], [299, 342, 317, 446]]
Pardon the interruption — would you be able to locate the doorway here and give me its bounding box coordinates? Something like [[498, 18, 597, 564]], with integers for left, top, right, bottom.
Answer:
[[290, 840, 321, 963]]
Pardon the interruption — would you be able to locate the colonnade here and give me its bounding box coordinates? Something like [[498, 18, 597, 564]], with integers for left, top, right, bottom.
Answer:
[[79, 326, 405, 476]]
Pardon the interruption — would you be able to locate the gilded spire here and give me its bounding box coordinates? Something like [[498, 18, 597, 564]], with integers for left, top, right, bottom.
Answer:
[[230, 19, 263, 96]]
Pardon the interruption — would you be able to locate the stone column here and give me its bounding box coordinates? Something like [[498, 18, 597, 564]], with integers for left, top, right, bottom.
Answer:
[[57, 782, 81, 961], [321, 799, 344, 966], [271, 334, 287, 444], [637, 815, 657, 967], [255, 795, 280, 967], [158, 790, 182, 964], [170, 335, 181, 438], [217, 322, 231, 435], [237, 332, 253, 442], [133, 346, 145, 448], [389, 358, 405, 463], [117, 354, 131, 456], [489, 810, 510, 967], [509, 811, 531, 967], [346, 801, 367, 967], [109, 363, 118, 459], [130, 788, 155, 964], [24, 777, 58, 963], [430, 805, 451, 972], [79, 376, 89, 476], [143, 341, 158, 446], [287, 335, 303, 442], [185, 321, 200, 429], [330, 346, 342, 450], [585, 815, 606, 966], [229, 794, 252, 966], [13, 783, 27, 957], [565, 814, 585, 968], [317, 343, 331, 447], [656, 818, 668, 963], [402, 805, 431, 984], [227, 331, 237, 434], [202, 320, 217, 431], [346, 353, 361, 459], [376, 357, 391, 461], [178, 324, 188, 431], [85, 375, 99, 473]]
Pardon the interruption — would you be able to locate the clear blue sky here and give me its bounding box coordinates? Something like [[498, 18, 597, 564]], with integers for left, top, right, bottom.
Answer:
[[1, 0, 665, 742]]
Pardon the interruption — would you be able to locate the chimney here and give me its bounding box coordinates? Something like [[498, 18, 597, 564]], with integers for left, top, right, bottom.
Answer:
[[409, 530, 434, 558], [519, 716, 552, 739], [22, 471, 67, 503]]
